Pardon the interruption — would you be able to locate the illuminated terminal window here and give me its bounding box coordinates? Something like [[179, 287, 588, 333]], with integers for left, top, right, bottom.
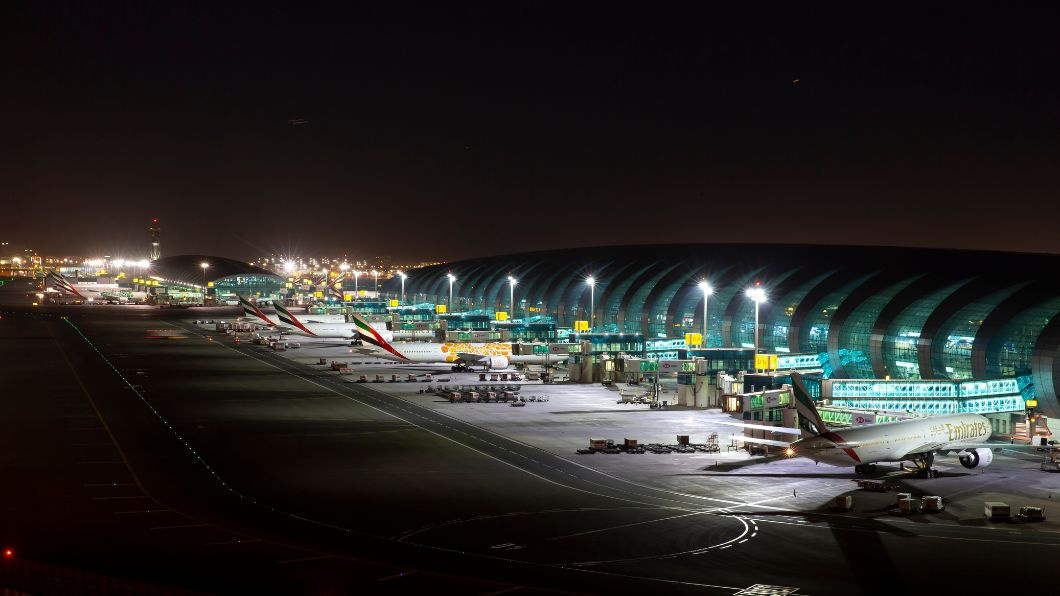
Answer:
[[991, 296, 1060, 378], [621, 265, 677, 334], [800, 274, 875, 354], [769, 271, 833, 354], [932, 286, 1022, 379], [881, 282, 967, 380], [603, 264, 650, 333], [838, 277, 917, 378]]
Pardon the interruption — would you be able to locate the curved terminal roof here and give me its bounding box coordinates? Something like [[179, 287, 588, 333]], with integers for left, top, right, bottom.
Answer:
[[385, 244, 1060, 417], [148, 255, 279, 286]]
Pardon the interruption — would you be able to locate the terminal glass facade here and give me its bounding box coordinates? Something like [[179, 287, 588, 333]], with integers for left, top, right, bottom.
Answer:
[[991, 296, 1060, 378], [768, 271, 833, 353], [837, 277, 918, 379], [881, 282, 967, 380], [800, 274, 874, 354], [622, 265, 678, 334], [932, 287, 1022, 379]]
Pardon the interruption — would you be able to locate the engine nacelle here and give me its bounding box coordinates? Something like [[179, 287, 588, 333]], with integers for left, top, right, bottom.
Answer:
[[959, 448, 994, 469], [488, 356, 509, 370]]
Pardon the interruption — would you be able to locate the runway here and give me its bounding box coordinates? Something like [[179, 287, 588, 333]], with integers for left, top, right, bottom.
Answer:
[[2, 298, 1058, 594]]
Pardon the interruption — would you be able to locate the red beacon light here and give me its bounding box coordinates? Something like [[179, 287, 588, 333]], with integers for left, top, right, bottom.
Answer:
[[3, 547, 13, 558]]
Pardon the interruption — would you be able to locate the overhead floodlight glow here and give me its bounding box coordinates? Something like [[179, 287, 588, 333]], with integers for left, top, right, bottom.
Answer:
[[339, 262, 350, 272], [137, 259, 150, 268], [586, 276, 595, 286], [745, 287, 766, 303], [508, 275, 516, 285], [698, 280, 713, 295], [284, 260, 296, 273], [448, 273, 456, 282], [200, 262, 210, 269]]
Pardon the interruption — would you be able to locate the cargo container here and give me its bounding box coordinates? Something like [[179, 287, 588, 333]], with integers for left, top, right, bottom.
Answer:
[[897, 498, 917, 514], [984, 501, 1010, 520], [922, 496, 944, 513]]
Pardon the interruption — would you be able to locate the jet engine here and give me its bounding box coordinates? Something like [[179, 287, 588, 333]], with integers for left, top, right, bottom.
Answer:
[[958, 448, 994, 469], [488, 356, 509, 370]]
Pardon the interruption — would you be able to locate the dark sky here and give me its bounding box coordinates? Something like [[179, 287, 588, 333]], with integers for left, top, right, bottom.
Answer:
[[4, 3, 1060, 262]]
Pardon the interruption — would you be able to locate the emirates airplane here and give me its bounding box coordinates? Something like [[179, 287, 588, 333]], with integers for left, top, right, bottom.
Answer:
[[47, 271, 147, 303], [732, 373, 1006, 478], [349, 312, 566, 371], [238, 296, 391, 343]]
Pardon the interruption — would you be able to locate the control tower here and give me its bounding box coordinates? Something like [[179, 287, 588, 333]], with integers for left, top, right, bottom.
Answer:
[[149, 218, 161, 260]]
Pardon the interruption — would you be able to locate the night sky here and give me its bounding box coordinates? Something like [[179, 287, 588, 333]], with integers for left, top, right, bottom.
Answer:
[[5, 3, 1060, 262]]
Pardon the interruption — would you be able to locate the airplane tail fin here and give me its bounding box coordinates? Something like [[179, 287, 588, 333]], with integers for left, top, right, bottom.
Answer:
[[790, 373, 827, 439], [238, 295, 273, 324], [48, 270, 83, 297], [350, 312, 407, 360], [272, 301, 316, 336]]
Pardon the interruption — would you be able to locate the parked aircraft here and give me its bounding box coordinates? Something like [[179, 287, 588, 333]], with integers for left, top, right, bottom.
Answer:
[[46, 271, 147, 303], [349, 312, 566, 371], [238, 296, 391, 343], [731, 373, 1004, 478]]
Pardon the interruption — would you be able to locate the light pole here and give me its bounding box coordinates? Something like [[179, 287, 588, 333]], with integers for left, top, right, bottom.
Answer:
[[200, 261, 209, 306], [586, 276, 595, 332], [354, 270, 360, 295], [322, 268, 329, 301], [338, 263, 349, 301], [745, 286, 767, 365], [698, 280, 713, 346], [398, 271, 406, 303], [508, 275, 516, 319], [447, 273, 456, 313], [372, 269, 379, 294]]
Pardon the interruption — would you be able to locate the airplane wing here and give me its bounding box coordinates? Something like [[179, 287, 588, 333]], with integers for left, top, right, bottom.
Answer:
[[737, 437, 794, 448], [895, 441, 948, 459], [713, 421, 802, 435]]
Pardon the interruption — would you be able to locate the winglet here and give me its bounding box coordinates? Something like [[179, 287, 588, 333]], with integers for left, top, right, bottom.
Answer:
[[238, 295, 273, 325], [790, 373, 827, 439], [350, 312, 408, 360], [272, 302, 317, 336]]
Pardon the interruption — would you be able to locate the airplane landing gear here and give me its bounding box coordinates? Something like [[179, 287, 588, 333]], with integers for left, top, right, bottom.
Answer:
[[907, 452, 939, 478], [854, 463, 877, 474]]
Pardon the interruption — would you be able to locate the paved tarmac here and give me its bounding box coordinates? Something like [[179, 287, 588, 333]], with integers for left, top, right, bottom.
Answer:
[[1, 293, 1058, 594]]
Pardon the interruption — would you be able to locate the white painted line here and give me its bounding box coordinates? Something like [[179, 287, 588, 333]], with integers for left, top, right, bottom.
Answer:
[[91, 495, 148, 501]]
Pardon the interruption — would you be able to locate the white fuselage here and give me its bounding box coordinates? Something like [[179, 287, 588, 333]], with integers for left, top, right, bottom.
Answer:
[[255, 312, 347, 326], [263, 315, 393, 341], [792, 413, 992, 466], [368, 341, 565, 365], [56, 282, 147, 302]]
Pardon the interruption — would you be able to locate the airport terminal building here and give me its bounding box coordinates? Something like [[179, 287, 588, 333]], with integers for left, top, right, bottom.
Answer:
[[131, 255, 285, 306], [384, 244, 1060, 419]]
